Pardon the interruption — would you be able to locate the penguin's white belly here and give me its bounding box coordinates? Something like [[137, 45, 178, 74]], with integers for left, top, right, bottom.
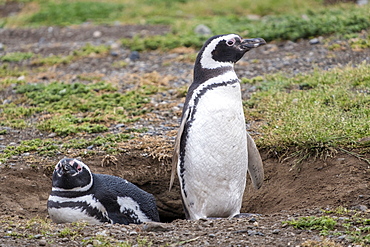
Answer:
[[47, 194, 109, 224], [182, 84, 248, 219]]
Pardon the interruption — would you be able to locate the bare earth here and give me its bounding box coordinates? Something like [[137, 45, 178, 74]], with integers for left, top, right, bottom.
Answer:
[[0, 22, 370, 247]]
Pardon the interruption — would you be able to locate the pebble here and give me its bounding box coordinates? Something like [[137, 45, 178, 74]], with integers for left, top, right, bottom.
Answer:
[[115, 124, 125, 128], [247, 230, 264, 236], [337, 158, 346, 164], [92, 239, 101, 246], [110, 51, 119, 57], [309, 37, 323, 45], [309, 38, 320, 45], [93, 31, 102, 38], [3, 99, 11, 105], [352, 204, 368, 212], [0, 43, 4, 51], [129, 51, 140, 61], [194, 24, 212, 36], [141, 222, 171, 232], [272, 229, 280, 234], [48, 133, 57, 138], [96, 230, 107, 236], [38, 239, 47, 246], [110, 42, 121, 50]]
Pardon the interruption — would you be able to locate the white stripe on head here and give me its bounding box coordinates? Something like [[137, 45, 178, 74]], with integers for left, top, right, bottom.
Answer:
[[52, 159, 94, 192], [200, 34, 241, 69]]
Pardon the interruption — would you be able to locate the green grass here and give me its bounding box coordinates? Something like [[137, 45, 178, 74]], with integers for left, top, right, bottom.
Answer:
[[122, 5, 370, 50], [283, 207, 370, 244], [0, 80, 153, 135], [30, 43, 110, 66], [27, 1, 125, 26], [0, 52, 34, 62], [0, 133, 133, 163], [245, 62, 370, 157], [283, 216, 337, 235], [2, 1, 370, 50]]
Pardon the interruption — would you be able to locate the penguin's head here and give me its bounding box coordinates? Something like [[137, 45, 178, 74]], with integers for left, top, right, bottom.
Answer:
[[197, 34, 266, 69], [52, 158, 93, 192]]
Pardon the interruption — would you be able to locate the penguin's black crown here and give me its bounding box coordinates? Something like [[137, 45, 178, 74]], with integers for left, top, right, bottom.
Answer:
[[52, 158, 93, 191]]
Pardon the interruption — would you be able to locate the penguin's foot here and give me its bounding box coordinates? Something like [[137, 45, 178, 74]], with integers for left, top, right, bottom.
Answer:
[[233, 213, 261, 219]]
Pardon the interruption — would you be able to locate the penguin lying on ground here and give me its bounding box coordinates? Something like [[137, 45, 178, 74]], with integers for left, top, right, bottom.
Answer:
[[48, 158, 160, 224], [170, 34, 266, 220]]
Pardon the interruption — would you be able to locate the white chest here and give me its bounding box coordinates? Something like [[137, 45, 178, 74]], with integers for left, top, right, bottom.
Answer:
[[47, 194, 109, 224], [180, 82, 248, 218]]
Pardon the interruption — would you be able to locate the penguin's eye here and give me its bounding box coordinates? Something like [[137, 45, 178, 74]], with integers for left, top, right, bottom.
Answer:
[[226, 38, 235, 46]]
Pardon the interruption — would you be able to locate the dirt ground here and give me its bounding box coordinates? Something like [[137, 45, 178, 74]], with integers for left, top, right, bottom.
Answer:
[[0, 13, 370, 246]]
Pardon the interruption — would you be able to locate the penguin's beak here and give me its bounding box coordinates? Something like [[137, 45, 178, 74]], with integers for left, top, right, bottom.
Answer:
[[61, 163, 73, 173], [240, 38, 266, 49]]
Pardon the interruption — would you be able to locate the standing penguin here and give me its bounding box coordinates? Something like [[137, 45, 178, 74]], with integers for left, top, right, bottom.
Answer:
[[48, 158, 160, 224], [170, 34, 266, 220]]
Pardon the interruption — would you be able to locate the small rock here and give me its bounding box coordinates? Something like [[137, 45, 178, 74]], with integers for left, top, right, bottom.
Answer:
[[194, 24, 212, 36], [48, 133, 57, 138], [141, 222, 171, 232], [337, 158, 346, 164], [309, 38, 320, 45], [110, 42, 121, 50], [93, 31, 102, 38], [129, 51, 140, 61], [208, 233, 216, 238], [96, 230, 107, 236], [17, 75, 25, 81], [284, 40, 297, 50], [337, 235, 347, 240], [110, 51, 119, 57], [272, 229, 280, 234], [129, 231, 138, 235], [92, 240, 101, 246], [34, 234, 43, 239], [247, 230, 264, 236], [352, 204, 368, 212], [3, 99, 11, 105], [87, 145, 94, 150], [115, 123, 125, 128], [0, 43, 4, 51], [309, 37, 323, 45], [39, 239, 47, 246]]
